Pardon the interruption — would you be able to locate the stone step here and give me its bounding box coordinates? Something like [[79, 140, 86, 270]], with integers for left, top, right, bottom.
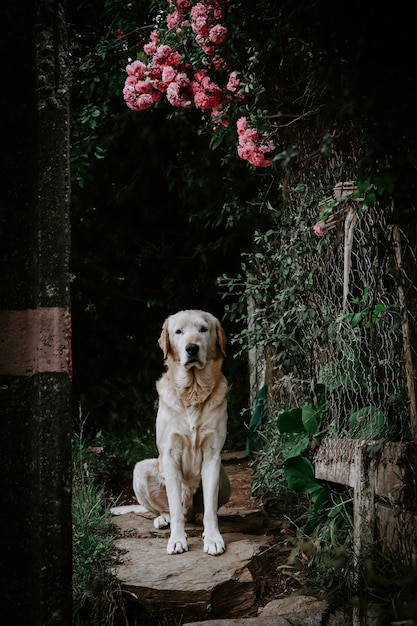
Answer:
[[114, 531, 271, 617], [111, 455, 290, 621]]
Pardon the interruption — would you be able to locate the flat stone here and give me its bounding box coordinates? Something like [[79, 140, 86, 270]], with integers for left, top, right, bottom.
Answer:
[[112, 509, 282, 539], [114, 533, 269, 617], [183, 594, 348, 626], [260, 594, 328, 617]]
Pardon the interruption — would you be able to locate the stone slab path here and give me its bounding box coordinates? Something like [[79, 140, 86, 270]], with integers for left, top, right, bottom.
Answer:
[[111, 452, 342, 624]]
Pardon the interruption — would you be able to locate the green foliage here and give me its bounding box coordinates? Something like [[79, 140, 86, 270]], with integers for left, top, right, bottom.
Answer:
[[348, 406, 388, 440], [284, 456, 328, 505], [251, 416, 303, 515], [219, 188, 319, 381], [94, 428, 157, 469], [272, 385, 331, 526], [72, 434, 124, 625]]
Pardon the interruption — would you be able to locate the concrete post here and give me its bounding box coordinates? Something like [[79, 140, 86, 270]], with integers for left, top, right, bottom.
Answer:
[[0, 1, 72, 623]]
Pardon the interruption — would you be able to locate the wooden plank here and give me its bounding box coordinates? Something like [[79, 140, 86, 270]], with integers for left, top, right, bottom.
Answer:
[[374, 442, 417, 505], [376, 502, 417, 564], [316, 439, 417, 504], [314, 438, 365, 487]]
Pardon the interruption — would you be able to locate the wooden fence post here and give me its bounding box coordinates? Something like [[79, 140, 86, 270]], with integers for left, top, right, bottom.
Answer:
[[393, 224, 417, 441]]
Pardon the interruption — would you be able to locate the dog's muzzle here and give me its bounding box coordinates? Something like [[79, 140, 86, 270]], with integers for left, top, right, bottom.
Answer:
[[185, 343, 200, 364]]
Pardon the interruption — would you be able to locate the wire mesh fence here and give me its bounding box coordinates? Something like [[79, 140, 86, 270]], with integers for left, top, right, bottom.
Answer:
[[310, 203, 410, 438], [254, 184, 417, 442]]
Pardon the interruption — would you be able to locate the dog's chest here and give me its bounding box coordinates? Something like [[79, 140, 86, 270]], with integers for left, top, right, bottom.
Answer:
[[178, 407, 214, 479], [163, 404, 216, 469], [179, 405, 213, 446]]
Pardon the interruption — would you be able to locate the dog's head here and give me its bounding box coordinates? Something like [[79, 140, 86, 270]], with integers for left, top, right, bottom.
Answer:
[[158, 310, 227, 369]]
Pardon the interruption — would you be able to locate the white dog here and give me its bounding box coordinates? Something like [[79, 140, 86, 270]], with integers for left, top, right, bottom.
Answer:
[[133, 310, 231, 555]]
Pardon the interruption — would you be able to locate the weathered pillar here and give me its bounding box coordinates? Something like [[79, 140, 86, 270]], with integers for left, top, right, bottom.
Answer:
[[393, 222, 417, 442], [0, 1, 72, 624]]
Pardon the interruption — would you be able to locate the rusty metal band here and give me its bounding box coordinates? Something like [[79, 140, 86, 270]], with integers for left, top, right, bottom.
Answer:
[[0, 308, 72, 377]]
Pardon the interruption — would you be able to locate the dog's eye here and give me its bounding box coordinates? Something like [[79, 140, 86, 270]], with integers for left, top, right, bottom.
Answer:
[[175, 329, 182, 334], [199, 326, 208, 333]]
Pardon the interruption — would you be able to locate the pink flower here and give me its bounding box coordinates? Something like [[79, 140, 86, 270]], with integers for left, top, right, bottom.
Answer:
[[135, 93, 154, 110], [237, 143, 273, 167], [126, 60, 147, 78], [151, 90, 163, 103], [150, 30, 159, 43], [314, 223, 325, 237], [236, 117, 275, 167], [153, 45, 173, 65], [237, 116, 248, 135], [143, 30, 160, 55], [193, 69, 221, 94], [115, 28, 125, 41], [191, 3, 209, 36], [161, 65, 177, 85], [212, 55, 227, 71], [144, 41, 157, 55], [191, 70, 222, 110], [123, 86, 154, 111], [195, 35, 215, 55], [211, 108, 229, 128], [176, 0, 192, 13], [166, 10, 181, 30], [226, 71, 239, 92], [134, 80, 152, 94], [175, 71, 190, 87], [193, 89, 221, 109], [209, 24, 227, 44], [213, 5, 223, 21], [166, 82, 192, 108]]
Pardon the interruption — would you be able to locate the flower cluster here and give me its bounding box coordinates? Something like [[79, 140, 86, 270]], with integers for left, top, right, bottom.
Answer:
[[123, 0, 236, 123], [237, 117, 275, 167], [123, 1, 276, 167]]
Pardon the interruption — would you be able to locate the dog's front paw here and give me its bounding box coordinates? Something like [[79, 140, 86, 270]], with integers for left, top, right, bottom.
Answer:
[[203, 531, 226, 556], [167, 534, 188, 554], [154, 513, 170, 529]]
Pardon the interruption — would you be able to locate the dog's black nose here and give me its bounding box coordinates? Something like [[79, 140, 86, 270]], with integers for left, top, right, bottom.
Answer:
[[186, 343, 199, 356]]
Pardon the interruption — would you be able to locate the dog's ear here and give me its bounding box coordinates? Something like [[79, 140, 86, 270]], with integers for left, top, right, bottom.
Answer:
[[158, 319, 170, 359], [216, 320, 227, 357]]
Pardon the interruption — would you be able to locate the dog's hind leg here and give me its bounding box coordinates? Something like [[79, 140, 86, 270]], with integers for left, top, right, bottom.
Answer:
[[133, 459, 170, 527]]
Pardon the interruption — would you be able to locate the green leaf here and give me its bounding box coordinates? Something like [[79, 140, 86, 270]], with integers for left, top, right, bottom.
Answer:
[[349, 406, 387, 439], [277, 408, 303, 434], [302, 406, 319, 435], [309, 482, 330, 511], [372, 303, 386, 323], [283, 456, 315, 493], [351, 311, 366, 327], [281, 433, 310, 459]]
